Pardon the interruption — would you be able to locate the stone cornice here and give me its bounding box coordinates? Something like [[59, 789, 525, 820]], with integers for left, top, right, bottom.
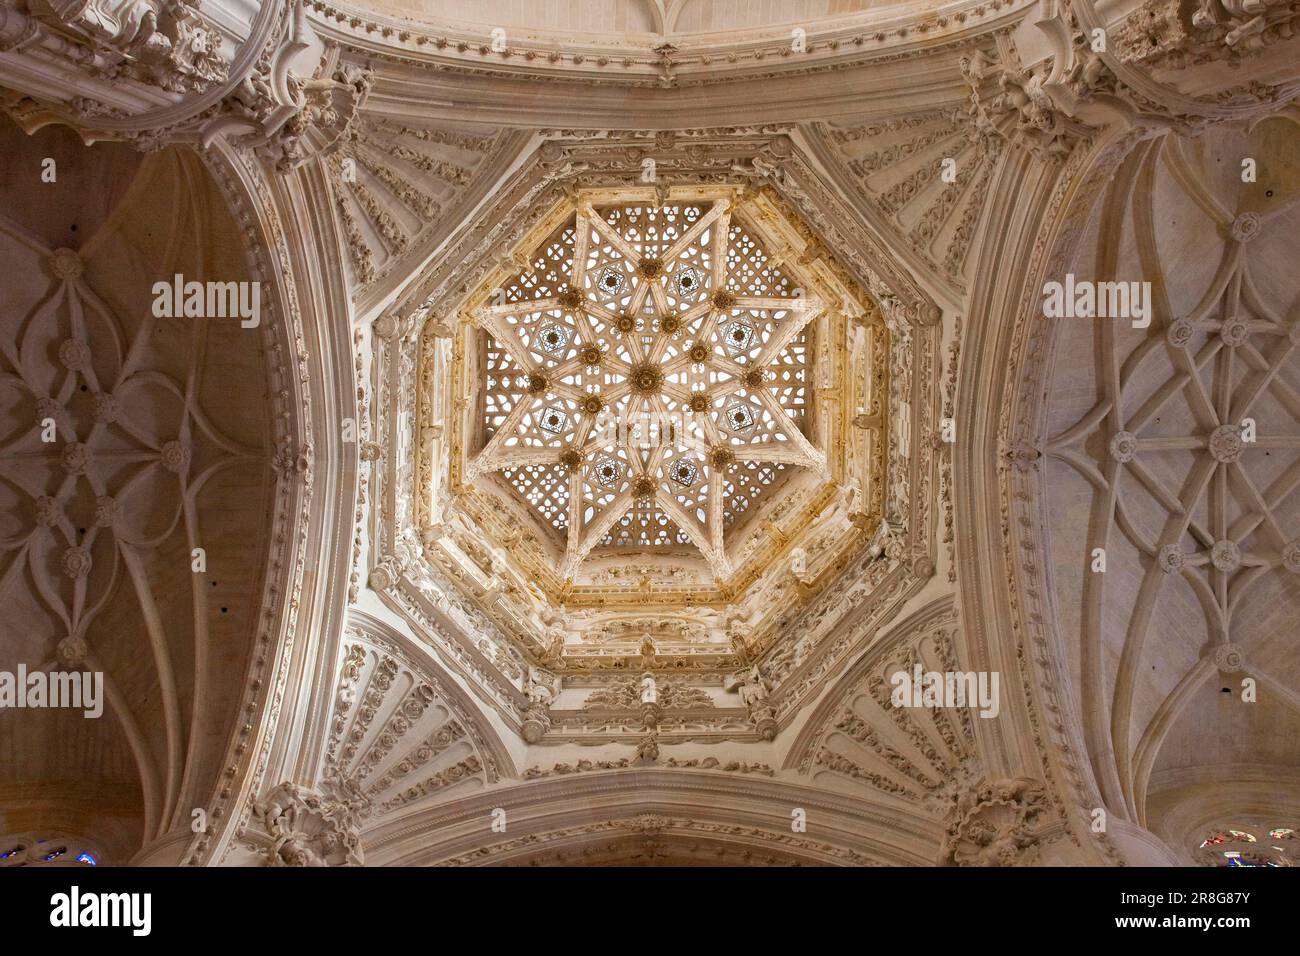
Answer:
[[308, 0, 1035, 89], [362, 767, 944, 865], [0, 0, 282, 136]]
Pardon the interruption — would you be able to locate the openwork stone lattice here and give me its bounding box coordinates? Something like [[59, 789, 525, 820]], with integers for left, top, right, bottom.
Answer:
[[466, 192, 824, 580], [418, 175, 890, 680]]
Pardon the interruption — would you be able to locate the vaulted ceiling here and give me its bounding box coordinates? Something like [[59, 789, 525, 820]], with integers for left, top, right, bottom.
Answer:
[[0, 0, 1297, 869], [1041, 115, 1300, 846], [0, 120, 278, 864]]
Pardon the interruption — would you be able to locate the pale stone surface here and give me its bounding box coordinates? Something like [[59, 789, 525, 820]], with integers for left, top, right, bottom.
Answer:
[[0, 0, 1295, 869]]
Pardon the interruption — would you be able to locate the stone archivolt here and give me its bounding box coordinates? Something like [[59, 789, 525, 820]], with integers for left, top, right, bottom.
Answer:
[[970, 20, 1300, 870]]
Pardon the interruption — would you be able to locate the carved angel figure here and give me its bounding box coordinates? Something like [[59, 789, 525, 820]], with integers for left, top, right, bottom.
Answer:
[[724, 665, 772, 709], [524, 666, 559, 707]]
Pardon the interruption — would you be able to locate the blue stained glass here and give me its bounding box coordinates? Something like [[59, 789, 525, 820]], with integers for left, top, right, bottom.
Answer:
[[537, 324, 570, 354], [673, 267, 704, 298]]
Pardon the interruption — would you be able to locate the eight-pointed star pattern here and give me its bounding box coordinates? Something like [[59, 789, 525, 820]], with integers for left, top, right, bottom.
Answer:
[[467, 194, 826, 580]]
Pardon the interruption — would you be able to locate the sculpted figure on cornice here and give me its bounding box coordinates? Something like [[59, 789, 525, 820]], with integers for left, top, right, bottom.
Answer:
[[3, 0, 371, 172], [724, 665, 778, 740], [29, 0, 228, 92], [253, 781, 365, 867], [1117, 0, 1300, 66], [939, 777, 1056, 866]]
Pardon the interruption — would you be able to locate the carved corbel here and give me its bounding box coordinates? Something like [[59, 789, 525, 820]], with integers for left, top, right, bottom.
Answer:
[[960, 0, 1175, 164], [939, 777, 1056, 866], [375, 307, 428, 343], [197, 3, 372, 170], [520, 665, 560, 742], [960, 47, 1083, 162], [252, 780, 366, 867], [636, 732, 660, 763], [205, 59, 373, 171], [367, 556, 401, 591]]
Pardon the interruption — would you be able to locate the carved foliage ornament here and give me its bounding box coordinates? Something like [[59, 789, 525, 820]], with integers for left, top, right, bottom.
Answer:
[[206, 24, 373, 172]]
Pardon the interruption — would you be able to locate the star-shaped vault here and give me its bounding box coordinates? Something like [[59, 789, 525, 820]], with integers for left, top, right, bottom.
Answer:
[[467, 190, 826, 581]]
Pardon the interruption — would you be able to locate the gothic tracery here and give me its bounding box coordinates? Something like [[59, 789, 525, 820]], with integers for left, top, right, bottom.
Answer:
[[465, 191, 837, 583]]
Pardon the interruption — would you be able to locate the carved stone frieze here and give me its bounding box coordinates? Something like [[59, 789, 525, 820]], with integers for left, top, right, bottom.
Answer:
[[434, 815, 878, 867], [581, 676, 715, 712]]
